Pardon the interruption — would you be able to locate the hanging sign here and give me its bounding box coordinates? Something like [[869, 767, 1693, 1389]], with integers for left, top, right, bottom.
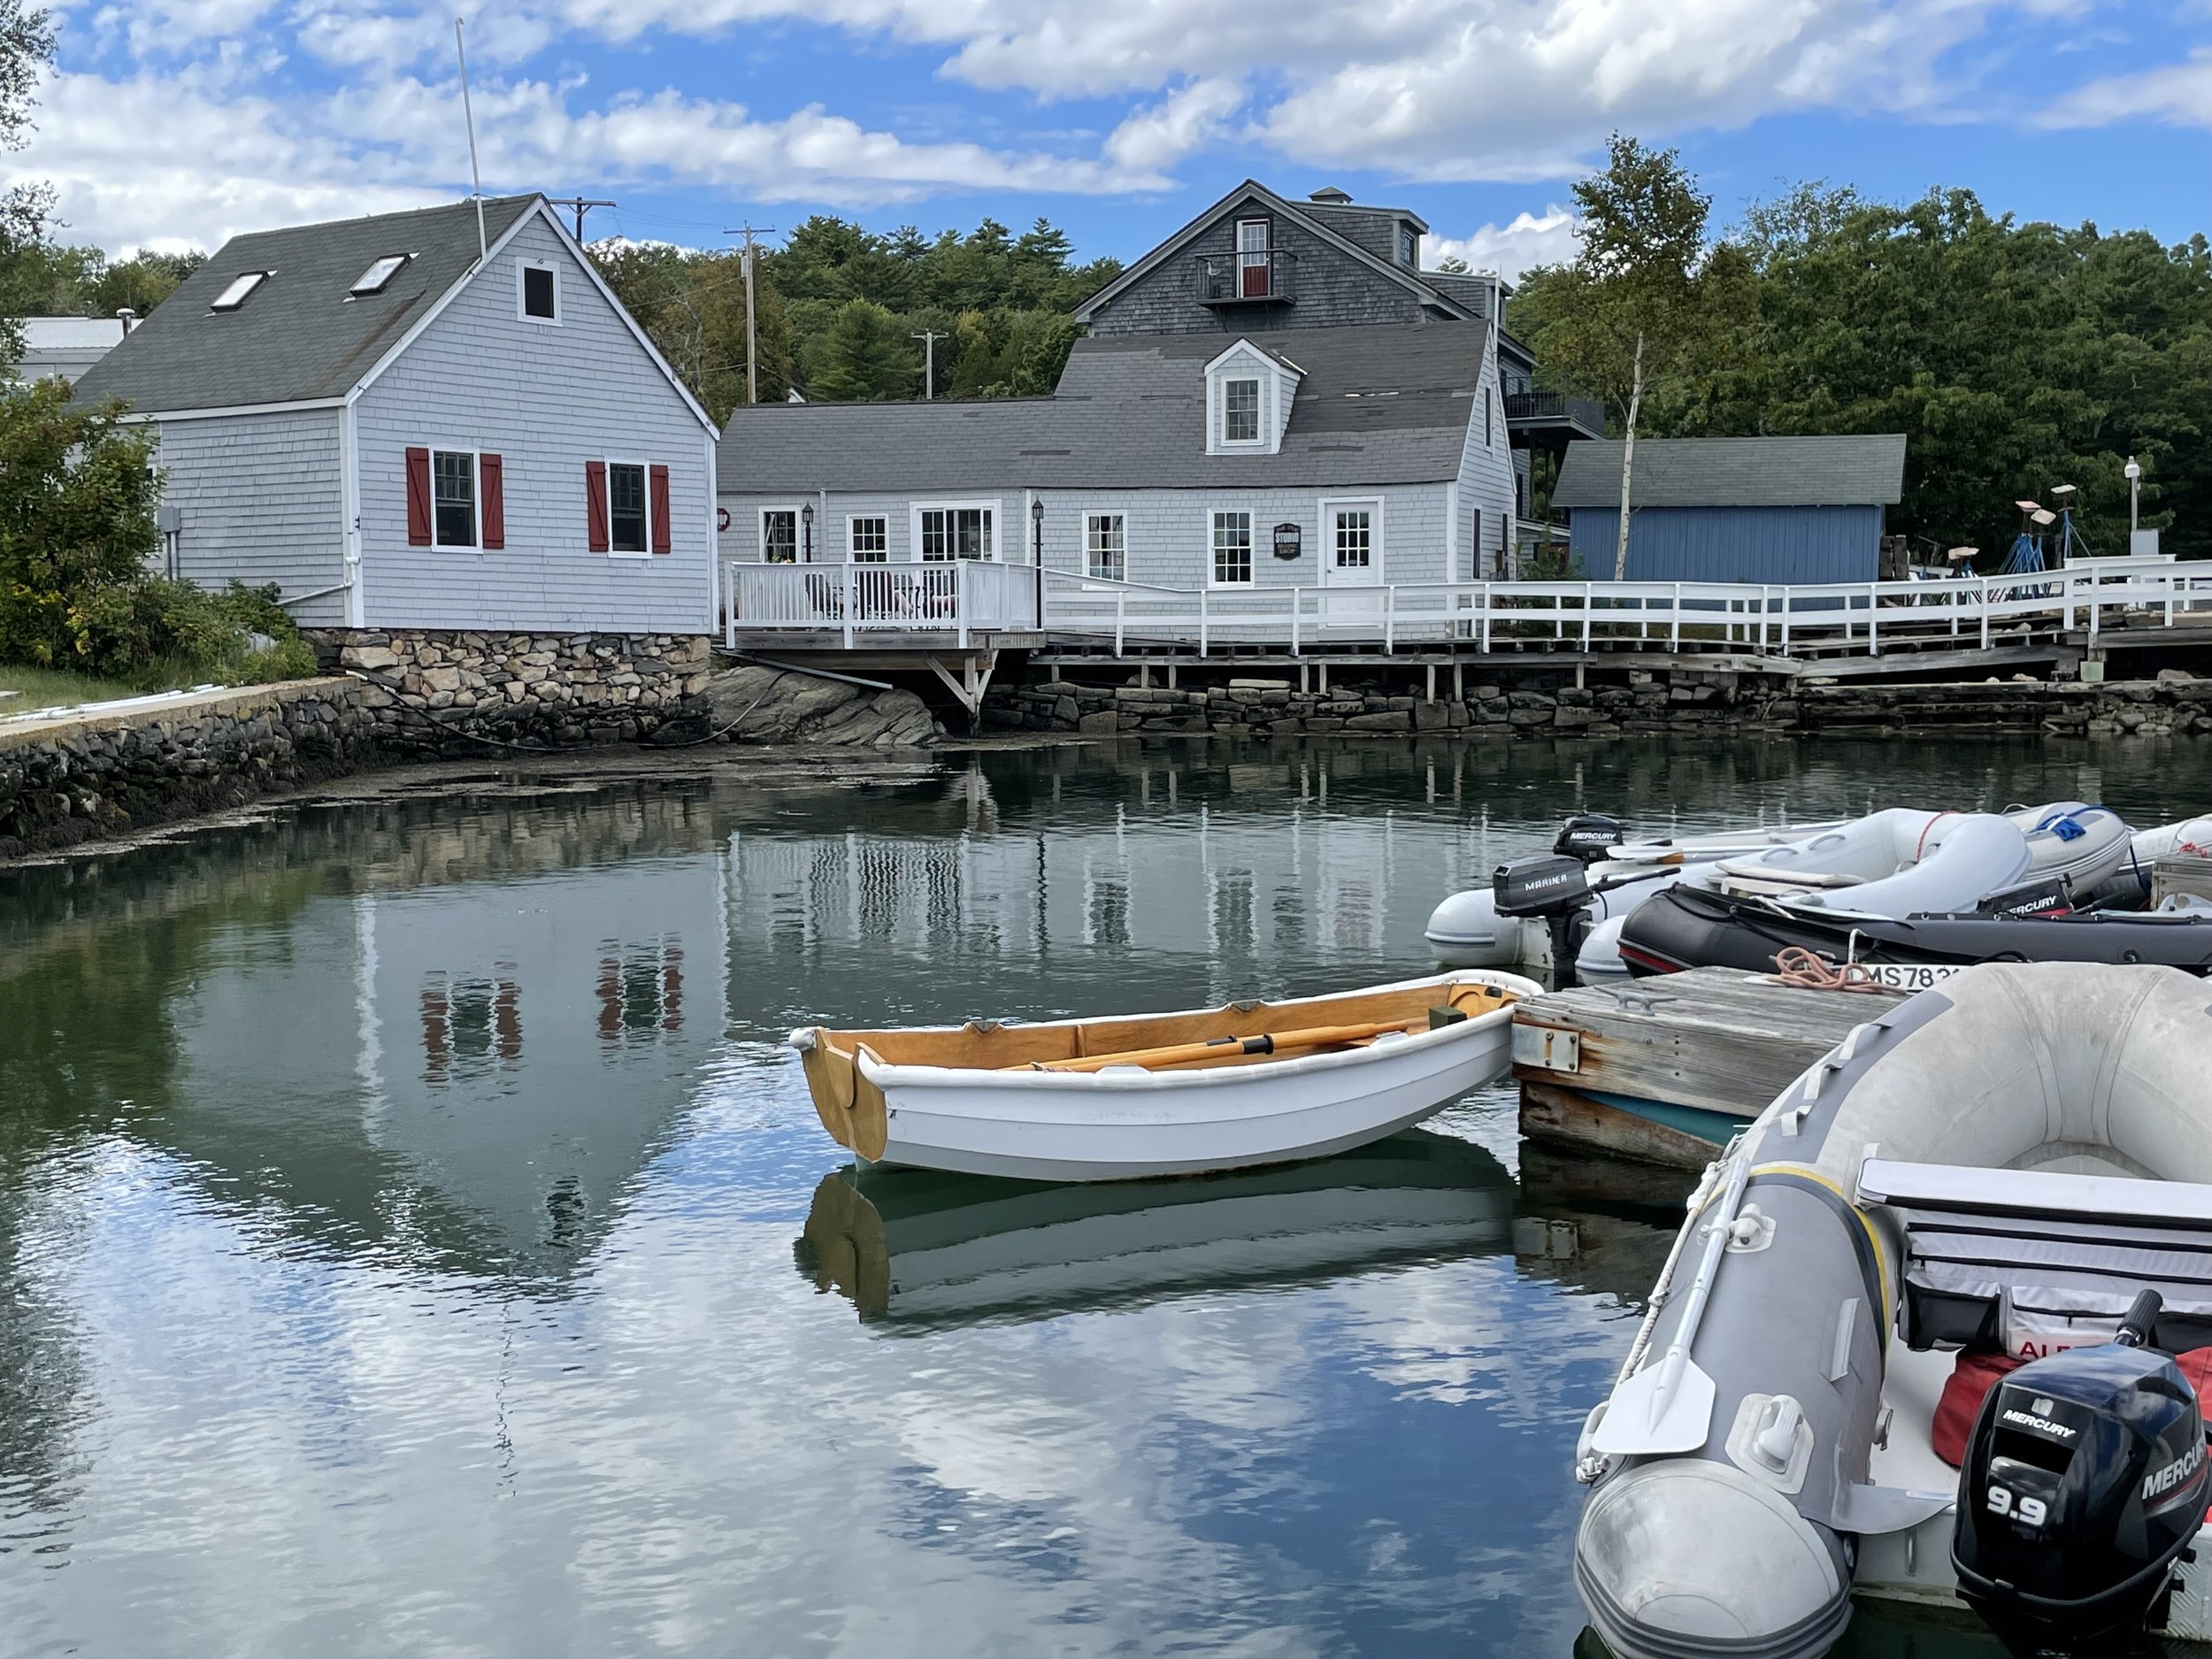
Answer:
[[1272, 522, 1302, 560]]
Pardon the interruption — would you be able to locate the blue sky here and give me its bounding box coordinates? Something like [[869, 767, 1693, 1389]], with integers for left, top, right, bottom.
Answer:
[[20, 0, 2212, 273]]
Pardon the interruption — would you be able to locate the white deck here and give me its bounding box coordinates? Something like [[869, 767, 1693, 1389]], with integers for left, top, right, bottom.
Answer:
[[724, 553, 2210, 660]]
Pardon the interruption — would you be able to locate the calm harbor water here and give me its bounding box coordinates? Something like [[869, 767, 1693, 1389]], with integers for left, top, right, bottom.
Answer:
[[2, 733, 2202, 1658]]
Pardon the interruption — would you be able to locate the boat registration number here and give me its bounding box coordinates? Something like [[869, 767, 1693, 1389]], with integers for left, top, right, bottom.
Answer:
[[1863, 964, 1965, 990]]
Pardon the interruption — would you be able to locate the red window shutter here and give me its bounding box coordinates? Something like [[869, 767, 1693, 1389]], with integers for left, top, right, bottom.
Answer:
[[649, 465, 672, 554], [404, 447, 433, 545], [584, 460, 609, 553], [479, 453, 504, 549]]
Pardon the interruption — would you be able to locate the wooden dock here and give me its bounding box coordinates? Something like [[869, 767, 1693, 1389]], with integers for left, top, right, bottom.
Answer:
[[1510, 968, 1908, 1170]]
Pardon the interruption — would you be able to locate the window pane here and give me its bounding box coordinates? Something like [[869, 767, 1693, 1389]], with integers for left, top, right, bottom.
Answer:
[[762, 510, 796, 563], [919, 510, 949, 561], [850, 517, 887, 560], [609, 464, 648, 553], [433, 450, 475, 548], [1225, 379, 1260, 443], [352, 255, 407, 296], [1212, 511, 1252, 585], [211, 273, 265, 311], [1334, 508, 1371, 569], [523, 265, 557, 319], [1086, 514, 1125, 580]]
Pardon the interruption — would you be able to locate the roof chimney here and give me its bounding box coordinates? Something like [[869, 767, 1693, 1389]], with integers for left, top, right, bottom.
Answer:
[[1309, 186, 1353, 205]]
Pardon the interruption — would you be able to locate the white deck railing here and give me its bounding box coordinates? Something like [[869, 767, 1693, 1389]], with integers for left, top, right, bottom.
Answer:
[[1042, 556, 2211, 657], [724, 559, 1040, 648], [725, 555, 2208, 658]]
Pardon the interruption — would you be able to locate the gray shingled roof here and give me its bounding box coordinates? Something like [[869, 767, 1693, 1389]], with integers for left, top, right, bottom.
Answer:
[[1552, 434, 1908, 509], [73, 195, 541, 413], [717, 321, 1486, 492]]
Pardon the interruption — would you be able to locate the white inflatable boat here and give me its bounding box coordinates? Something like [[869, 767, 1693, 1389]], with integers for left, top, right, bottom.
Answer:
[[1572, 963, 2212, 1658], [1431, 805, 2136, 984], [788, 970, 1539, 1181]]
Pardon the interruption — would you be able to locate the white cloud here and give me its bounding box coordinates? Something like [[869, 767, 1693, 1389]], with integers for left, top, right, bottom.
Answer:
[[1429, 205, 1578, 281], [1103, 77, 1243, 173], [2040, 47, 2212, 127]]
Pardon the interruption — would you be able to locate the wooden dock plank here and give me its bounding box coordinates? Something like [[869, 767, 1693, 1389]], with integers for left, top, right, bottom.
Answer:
[[1512, 968, 1907, 1164]]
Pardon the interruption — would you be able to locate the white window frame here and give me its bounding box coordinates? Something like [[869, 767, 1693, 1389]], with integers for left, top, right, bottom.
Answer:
[[431, 447, 482, 552], [846, 513, 889, 561], [1220, 377, 1263, 447], [1318, 495, 1386, 580], [1209, 509, 1255, 588], [911, 499, 998, 563], [1084, 511, 1126, 581], [517, 258, 561, 326], [757, 503, 802, 565], [598, 458, 653, 559]]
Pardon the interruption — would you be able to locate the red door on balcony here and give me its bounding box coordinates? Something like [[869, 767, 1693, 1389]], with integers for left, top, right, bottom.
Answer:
[[1237, 219, 1271, 299]]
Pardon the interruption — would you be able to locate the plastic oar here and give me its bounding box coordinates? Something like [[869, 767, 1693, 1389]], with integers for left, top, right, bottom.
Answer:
[[1008, 1018, 1423, 1074], [1590, 1153, 1750, 1456]]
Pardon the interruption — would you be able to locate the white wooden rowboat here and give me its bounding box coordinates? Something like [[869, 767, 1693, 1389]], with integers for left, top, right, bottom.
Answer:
[[788, 969, 1540, 1182]]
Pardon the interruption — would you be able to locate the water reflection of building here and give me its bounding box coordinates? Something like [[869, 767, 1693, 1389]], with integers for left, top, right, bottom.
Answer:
[[163, 848, 728, 1277], [725, 802, 1455, 967]]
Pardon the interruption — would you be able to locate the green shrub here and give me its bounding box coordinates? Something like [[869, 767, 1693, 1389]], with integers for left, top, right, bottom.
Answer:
[[0, 381, 318, 688]]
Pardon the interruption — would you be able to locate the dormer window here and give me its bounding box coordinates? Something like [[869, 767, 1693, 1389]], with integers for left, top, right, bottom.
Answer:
[[1223, 379, 1261, 444], [1399, 224, 1418, 265], [350, 254, 409, 296], [211, 272, 267, 311], [1205, 339, 1300, 457]]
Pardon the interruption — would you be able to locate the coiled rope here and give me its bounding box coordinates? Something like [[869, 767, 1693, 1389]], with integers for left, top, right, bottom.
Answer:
[[1769, 945, 1894, 994]]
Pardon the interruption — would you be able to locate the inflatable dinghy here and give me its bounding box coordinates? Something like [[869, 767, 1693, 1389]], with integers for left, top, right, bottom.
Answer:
[[1573, 964, 2212, 1658], [1430, 806, 2131, 983], [1622, 881, 2212, 978]]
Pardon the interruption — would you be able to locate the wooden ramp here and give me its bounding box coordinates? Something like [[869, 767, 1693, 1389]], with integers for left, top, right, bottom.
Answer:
[[1511, 968, 1906, 1171]]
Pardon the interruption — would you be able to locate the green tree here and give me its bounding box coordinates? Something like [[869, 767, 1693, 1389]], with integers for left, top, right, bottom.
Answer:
[[96, 250, 205, 318], [1524, 134, 1754, 578], [589, 241, 790, 423], [810, 299, 918, 401], [0, 0, 57, 359], [0, 379, 161, 670]]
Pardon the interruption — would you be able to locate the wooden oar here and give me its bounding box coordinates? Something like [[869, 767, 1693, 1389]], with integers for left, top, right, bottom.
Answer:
[[1009, 1018, 1423, 1075]]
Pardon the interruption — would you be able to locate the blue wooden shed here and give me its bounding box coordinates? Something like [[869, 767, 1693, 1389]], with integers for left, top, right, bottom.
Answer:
[[1555, 434, 1907, 583]]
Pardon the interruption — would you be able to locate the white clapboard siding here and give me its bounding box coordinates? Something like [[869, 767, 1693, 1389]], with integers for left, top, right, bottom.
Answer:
[[353, 214, 712, 634], [151, 408, 349, 626]]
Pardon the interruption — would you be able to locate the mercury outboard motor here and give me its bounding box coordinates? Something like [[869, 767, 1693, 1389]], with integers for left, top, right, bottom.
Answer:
[[1954, 1289, 2210, 1657], [1554, 814, 1625, 864]]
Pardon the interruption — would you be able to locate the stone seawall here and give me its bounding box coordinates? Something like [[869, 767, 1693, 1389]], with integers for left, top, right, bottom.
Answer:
[[0, 679, 381, 859], [985, 665, 2212, 740], [302, 629, 713, 750]]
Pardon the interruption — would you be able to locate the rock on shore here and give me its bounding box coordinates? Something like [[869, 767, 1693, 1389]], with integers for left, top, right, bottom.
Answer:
[[703, 665, 941, 747]]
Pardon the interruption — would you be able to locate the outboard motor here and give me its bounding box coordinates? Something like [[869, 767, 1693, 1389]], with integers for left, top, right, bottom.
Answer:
[[1494, 854, 1594, 988], [1554, 814, 1625, 864], [1954, 1290, 2210, 1657]]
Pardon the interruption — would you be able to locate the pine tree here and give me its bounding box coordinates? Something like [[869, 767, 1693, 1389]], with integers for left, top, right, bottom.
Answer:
[[810, 299, 918, 401]]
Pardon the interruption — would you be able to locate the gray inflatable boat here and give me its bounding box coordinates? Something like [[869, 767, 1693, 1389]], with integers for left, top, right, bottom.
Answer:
[[1571, 962, 2212, 1657]]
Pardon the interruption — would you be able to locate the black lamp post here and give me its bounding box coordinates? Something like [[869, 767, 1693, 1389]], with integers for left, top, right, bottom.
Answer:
[[1030, 496, 1045, 629], [800, 501, 815, 563]]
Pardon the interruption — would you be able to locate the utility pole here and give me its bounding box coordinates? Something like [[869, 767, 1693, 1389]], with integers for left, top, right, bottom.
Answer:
[[549, 196, 617, 243], [723, 222, 776, 404], [911, 328, 946, 399]]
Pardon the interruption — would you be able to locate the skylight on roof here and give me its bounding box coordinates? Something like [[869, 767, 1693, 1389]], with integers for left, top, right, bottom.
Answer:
[[350, 254, 408, 296], [211, 272, 267, 311]]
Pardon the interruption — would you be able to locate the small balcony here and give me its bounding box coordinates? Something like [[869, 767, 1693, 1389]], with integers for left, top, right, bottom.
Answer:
[[1505, 390, 1606, 445], [1195, 250, 1298, 307]]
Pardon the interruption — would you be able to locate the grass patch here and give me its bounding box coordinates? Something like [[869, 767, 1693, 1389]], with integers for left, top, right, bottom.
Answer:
[[0, 661, 159, 711]]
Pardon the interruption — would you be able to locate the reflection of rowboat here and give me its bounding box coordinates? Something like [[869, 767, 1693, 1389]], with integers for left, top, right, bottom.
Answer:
[[792, 1128, 1516, 1325], [787, 970, 1540, 1182]]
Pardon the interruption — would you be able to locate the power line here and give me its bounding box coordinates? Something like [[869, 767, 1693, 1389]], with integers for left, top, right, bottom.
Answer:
[[549, 196, 618, 243]]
